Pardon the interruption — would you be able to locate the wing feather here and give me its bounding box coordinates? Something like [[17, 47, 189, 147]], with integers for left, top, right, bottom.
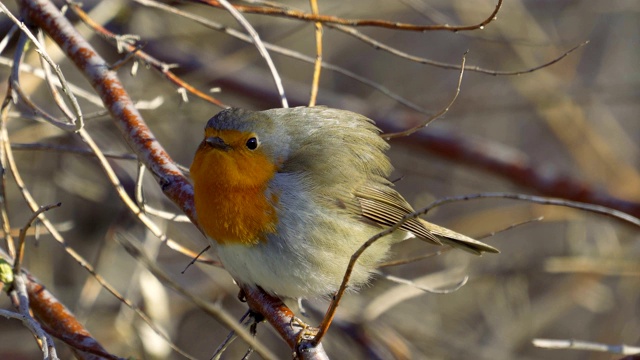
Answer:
[[355, 185, 499, 255]]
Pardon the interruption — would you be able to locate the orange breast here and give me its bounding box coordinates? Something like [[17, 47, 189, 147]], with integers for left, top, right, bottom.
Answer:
[[190, 131, 278, 246]]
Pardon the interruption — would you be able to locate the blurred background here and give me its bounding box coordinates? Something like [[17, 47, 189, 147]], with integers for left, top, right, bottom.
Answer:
[[0, 0, 639, 359]]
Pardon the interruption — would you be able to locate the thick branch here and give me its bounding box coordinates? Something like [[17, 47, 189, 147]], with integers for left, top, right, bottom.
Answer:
[[243, 286, 328, 360], [25, 274, 119, 360]]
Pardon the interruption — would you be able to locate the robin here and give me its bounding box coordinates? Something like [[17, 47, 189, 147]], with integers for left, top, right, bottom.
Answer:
[[190, 107, 498, 299]]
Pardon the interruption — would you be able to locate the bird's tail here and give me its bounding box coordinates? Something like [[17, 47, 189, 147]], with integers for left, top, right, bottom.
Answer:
[[418, 219, 500, 255]]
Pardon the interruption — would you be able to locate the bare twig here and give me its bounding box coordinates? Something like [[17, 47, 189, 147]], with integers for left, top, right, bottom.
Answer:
[[0, 56, 105, 106], [194, 0, 503, 32], [383, 52, 466, 139], [332, 24, 589, 76], [115, 234, 277, 360], [13, 202, 61, 274], [211, 310, 253, 360], [0, 1, 83, 130], [36, 29, 76, 122], [375, 271, 468, 294], [134, 0, 429, 113], [476, 216, 544, 240], [136, 162, 191, 222], [66, 1, 227, 108], [308, 0, 322, 106], [379, 216, 542, 268], [0, 88, 15, 259], [10, 32, 80, 130], [10, 142, 190, 173], [423, 193, 640, 228], [378, 248, 449, 268], [362, 268, 469, 323], [216, 0, 289, 108]]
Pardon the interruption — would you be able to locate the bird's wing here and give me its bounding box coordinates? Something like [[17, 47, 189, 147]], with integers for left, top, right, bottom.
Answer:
[[355, 185, 499, 255], [354, 185, 442, 245]]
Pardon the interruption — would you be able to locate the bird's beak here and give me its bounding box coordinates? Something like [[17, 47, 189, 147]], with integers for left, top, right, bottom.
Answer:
[[204, 136, 231, 151]]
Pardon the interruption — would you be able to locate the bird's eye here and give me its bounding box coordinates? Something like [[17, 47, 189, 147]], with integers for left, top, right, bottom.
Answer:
[[245, 137, 259, 150]]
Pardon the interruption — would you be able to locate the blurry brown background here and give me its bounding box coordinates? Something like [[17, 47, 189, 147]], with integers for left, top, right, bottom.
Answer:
[[0, 0, 638, 359]]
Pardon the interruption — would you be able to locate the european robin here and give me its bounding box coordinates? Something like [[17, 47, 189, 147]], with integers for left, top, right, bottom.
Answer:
[[190, 107, 498, 298]]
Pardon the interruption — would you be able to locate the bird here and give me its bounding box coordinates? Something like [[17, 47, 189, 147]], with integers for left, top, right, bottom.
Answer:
[[190, 106, 498, 299]]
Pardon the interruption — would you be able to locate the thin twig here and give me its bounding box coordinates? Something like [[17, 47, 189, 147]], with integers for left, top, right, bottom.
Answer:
[[0, 88, 15, 259], [331, 24, 589, 76], [476, 216, 544, 240], [424, 193, 640, 228], [383, 51, 467, 139], [0, 56, 105, 106], [135, 162, 191, 222], [66, 1, 227, 108], [195, 0, 503, 32], [115, 234, 277, 360], [211, 310, 252, 360], [10, 33, 83, 132], [0, 1, 83, 130], [134, 0, 429, 113], [378, 249, 450, 268], [76, 127, 211, 263], [378, 216, 543, 268], [181, 245, 214, 274], [216, 0, 289, 108], [109, 43, 144, 71], [37, 29, 76, 122], [308, 0, 322, 107], [13, 202, 61, 274], [10, 142, 190, 173], [374, 272, 468, 294]]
